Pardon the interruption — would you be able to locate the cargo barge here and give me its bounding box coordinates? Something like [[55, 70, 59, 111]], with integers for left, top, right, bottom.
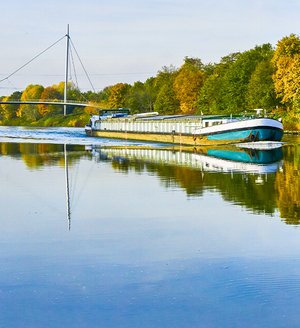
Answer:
[[85, 109, 284, 146]]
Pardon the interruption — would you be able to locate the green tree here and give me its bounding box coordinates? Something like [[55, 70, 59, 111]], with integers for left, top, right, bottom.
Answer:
[[125, 79, 156, 114], [196, 53, 239, 114], [246, 60, 279, 110], [154, 65, 180, 114], [221, 44, 274, 112], [143, 77, 157, 112]]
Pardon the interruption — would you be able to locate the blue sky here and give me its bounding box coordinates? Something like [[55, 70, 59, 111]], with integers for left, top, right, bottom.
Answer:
[[0, 0, 300, 96]]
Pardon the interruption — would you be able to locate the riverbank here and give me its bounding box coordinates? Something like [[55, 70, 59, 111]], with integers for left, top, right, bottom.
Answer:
[[0, 112, 89, 128], [0, 112, 299, 136]]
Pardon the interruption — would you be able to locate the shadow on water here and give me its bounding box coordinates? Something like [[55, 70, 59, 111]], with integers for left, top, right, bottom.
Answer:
[[1, 141, 299, 225]]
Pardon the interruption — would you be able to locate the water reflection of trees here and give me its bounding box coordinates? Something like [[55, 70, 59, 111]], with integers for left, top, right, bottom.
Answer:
[[0, 143, 87, 169], [109, 146, 300, 225], [111, 159, 278, 216], [1, 142, 300, 225], [275, 146, 300, 225]]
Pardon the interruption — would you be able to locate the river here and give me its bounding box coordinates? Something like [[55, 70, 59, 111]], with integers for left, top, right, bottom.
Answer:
[[0, 126, 300, 327]]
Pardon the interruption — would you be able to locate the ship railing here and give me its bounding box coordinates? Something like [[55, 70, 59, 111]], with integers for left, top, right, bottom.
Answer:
[[100, 119, 202, 134]]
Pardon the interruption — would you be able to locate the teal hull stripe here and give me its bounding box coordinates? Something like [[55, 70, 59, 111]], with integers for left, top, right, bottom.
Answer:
[[206, 127, 283, 141]]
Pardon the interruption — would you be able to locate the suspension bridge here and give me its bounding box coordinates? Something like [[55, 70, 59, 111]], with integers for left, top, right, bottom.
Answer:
[[0, 25, 98, 114], [0, 99, 99, 108]]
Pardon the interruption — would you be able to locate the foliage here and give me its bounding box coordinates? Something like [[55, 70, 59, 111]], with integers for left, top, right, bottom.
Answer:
[[196, 53, 240, 114], [196, 45, 275, 114], [0, 91, 22, 120], [1, 97, 18, 120], [221, 44, 274, 112], [20, 84, 44, 121], [39, 86, 63, 116], [173, 57, 206, 114], [275, 55, 300, 108], [126, 79, 156, 114], [275, 145, 300, 224], [51, 81, 83, 114], [84, 102, 99, 115], [154, 65, 180, 114], [272, 33, 300, 64], [3, 34, 300, 129], [246, 60, 280, 110], [108, 83, 130, 109], [272, 34, 300, 110]]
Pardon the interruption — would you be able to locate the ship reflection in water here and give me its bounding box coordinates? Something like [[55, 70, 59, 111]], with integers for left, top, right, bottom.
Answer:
[[86, 144, 289, 224], [86, 144, 283, 176]]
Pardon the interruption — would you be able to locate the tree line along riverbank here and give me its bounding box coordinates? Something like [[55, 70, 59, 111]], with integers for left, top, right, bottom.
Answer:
[[1, 34, 300, 131]]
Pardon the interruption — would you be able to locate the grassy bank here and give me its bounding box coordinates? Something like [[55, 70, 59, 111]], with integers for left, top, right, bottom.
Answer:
[[0, 113, 90, 128]]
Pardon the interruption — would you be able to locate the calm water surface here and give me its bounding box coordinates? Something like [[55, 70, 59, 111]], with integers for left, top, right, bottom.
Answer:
[[0, 126, 300, 327]]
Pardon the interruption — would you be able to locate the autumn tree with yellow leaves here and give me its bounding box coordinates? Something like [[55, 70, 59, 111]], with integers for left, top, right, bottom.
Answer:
[[19, 84, 44, 121], [173, 57, 206, 114], [108, 83, 130, 109], [0, 91, 22, 120], [272, 34, 300, 109]]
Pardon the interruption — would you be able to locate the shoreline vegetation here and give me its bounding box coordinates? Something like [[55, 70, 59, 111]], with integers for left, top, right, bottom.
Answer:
[[0, 112, 89, 128], [1, 34, 300, 132]]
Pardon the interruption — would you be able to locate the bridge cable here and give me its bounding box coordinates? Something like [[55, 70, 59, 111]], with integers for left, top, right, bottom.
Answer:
[[69, 45, 88, 101], [69, 46, 79, 88], [68, 45, 89, 103], [69, 38, 96, 93], [0, 35, 66, 83]]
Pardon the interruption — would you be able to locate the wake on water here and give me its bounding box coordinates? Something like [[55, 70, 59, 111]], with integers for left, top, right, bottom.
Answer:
[[0, 126, 162, 147]]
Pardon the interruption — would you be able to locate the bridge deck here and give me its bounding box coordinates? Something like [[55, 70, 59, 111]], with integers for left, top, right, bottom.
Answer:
[[0, 100, 98, 107]]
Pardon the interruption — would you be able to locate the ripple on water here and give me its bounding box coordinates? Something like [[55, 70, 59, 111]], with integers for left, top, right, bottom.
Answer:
[[0, 126, 162, 147]]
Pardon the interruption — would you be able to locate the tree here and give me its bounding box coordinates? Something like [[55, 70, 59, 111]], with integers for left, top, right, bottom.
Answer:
[[221, 44, 274, 112], [154, 65, 180, 114], [19, 84, 44, 120], [143, 77, 157, 112], [0, 97, 10, 119], [272, 34, 300, 109], [272, 56, 294, 101], [98, 86, 112, 108], [280, 55, 300, 111], [154, 82, 180, 114], [272, 33, 300, 64], [125, 79, 157, 114], [196, 53, 240, 114], [108, 83, 130, 109], [125, 81, 145, 114], [173, 57, 206, 114], [51, 81, 83, 114], [246, 60, 280, 110], [38, 87, 63, 116], [84, 101, 99, 115], [196, 73, 226, 114], [0, 91, 22, 120]]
